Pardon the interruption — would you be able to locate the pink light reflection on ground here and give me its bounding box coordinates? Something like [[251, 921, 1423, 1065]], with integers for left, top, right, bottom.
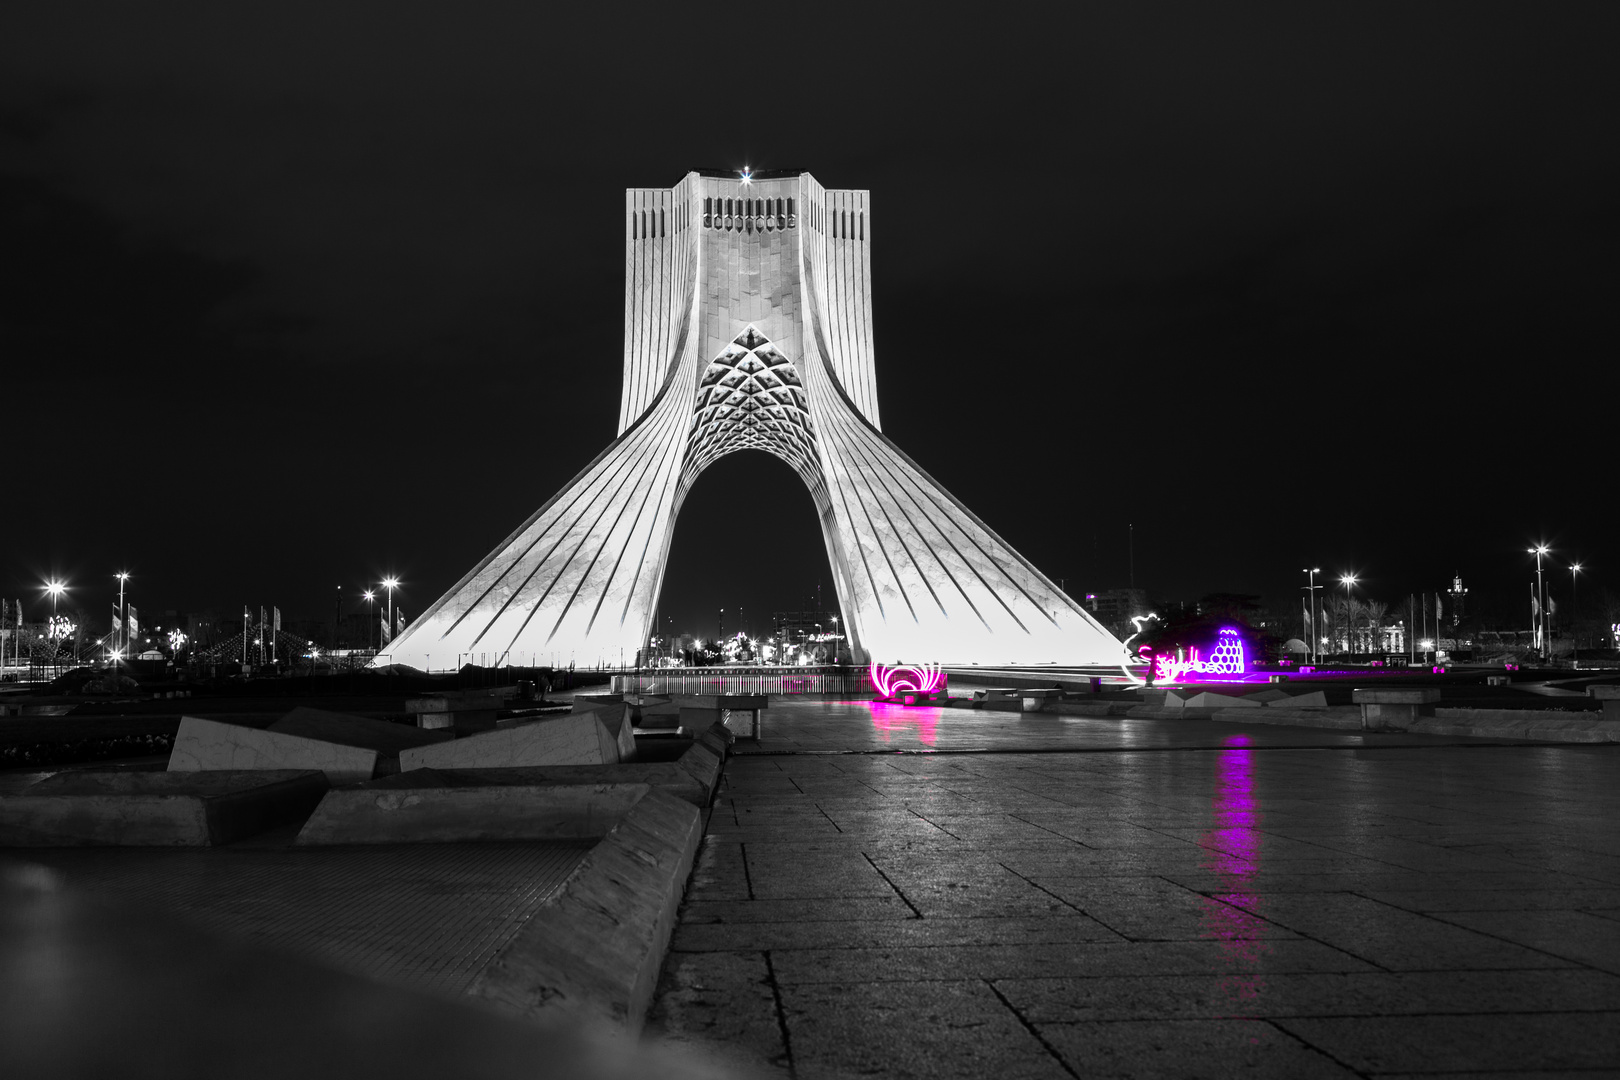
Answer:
[[1197, 732, 1270, 1014], [864, 702, 941, 748]]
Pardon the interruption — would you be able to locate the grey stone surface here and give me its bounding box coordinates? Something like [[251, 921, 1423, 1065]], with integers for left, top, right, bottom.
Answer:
[[472, 789, 704, 1036], [398, 712, 629, 771], [649, 697, 1620, 1078], [169, 715, 383, 783], [0, 858, 745, 1080], [0, 769, 327, 846], [296, 780, 651, 845]]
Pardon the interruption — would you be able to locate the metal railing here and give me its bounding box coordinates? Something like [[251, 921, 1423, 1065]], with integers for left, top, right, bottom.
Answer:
[[611, 666, 873, 696]]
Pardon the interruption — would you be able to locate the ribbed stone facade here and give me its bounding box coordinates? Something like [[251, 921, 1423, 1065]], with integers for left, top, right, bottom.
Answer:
[[380, 171, 1125, 669]]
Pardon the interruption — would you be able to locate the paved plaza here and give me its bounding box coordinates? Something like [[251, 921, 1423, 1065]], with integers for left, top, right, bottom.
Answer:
[[650, 698, 1620, 1078]]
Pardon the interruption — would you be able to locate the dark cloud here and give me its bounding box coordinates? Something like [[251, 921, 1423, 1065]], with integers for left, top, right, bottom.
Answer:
[[3, 2, 1616, 633]]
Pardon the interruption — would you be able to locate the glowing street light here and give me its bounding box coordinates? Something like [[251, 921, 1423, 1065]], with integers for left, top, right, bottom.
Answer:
[[382, 577, 399, 643], [1301, 568, 1322, 664], [1337, 574, 1360, 655], [115, 571, 130, 663], [1527, 545, 1550, 661], [1570, 562, 1583, 669], [363, 590, 376, 650]]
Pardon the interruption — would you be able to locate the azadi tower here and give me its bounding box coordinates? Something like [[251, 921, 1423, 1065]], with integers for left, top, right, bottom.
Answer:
[[380, 169, 1125, 670]]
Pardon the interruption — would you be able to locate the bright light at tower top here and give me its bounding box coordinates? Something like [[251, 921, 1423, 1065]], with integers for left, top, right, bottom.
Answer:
[[44, 581, 65, 597], [1340, 573, 1358, 587], [739, 165, 752, 183], [383, 577, 399, 589]]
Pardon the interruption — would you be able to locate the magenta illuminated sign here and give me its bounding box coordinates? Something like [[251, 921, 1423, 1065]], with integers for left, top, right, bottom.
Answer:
[[1155, 627, 1248, 683], [870, 661, 945, 700]]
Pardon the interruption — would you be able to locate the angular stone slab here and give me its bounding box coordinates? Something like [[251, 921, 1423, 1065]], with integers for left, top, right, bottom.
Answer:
[[471, 788, 704, 1036], [570, 702, 636, 760], [270, 708, 451, 756], [296, 735, 726, 845], [398, 712, 631, 772], [1183, 691, 1263, 709], [169, 716, 382, 784], [0, 769, 327, 846], [297, 780, 652, 845], [1267, 690, 1329, 708]]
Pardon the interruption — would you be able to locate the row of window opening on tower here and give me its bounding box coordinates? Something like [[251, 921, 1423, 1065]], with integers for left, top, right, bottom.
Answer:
[[630, 197, 867, 241], [704, 196, 796, 234]]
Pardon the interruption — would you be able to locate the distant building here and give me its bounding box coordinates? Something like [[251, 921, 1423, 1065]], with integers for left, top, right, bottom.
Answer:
[[1446, 576, 1468, 626], [1086, 590, 1147, 623]]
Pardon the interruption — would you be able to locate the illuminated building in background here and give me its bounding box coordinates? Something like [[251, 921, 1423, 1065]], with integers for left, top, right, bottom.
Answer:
[[378, 169, 1125, 669]]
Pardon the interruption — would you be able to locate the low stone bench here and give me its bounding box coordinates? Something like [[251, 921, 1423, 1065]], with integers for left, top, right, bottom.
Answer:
[[1021, 688, 1064, 713], [1352, 688, 1441, 731], [674, 695, 766, 740], [1589, 685, 1620, 720], [972, 688, 1021, 709], [405, 688, 519, 734]]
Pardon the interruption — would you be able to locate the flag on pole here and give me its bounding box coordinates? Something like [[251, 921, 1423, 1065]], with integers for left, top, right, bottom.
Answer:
[[1435, 595, 1444, 623], [273, 607, 282, 633], [1548, 597, 1558, 616], [111, 603, 122, 633], [380, 608, 393, 646], [396, 610, 406, 638], [128, 606, 140, 637]]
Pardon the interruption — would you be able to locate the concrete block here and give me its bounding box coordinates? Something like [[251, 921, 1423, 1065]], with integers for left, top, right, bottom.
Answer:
[[1244, 689, 1293, 704], [1184, 692, 1263, 709], [270, 708, 450, 755], [0, 770, 327, 846], [971, 687, 1021, 709], [1020, 688, 1063, 713], [1267, 690, 1329, 708], [1353, 687, 1442, 731], [471, 789, 703, 1035], [398, 713, 630, 772], [297, 779, 652, 845], [570, 702, 637, 760], [168, 716, 381, 784], [406, 689, 517, 733], [1589, 684, 1620, 721]]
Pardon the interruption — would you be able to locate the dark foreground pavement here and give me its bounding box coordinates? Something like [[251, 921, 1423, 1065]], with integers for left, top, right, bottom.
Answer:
[[648, 699, 1620, 1079]]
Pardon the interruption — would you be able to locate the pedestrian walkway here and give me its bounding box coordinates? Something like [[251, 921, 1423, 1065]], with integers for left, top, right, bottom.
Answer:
[[648, 697, 1620, 1079]]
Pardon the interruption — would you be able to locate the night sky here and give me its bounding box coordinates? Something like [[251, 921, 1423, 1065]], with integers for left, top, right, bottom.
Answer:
[[5, 3, 1616, 640]]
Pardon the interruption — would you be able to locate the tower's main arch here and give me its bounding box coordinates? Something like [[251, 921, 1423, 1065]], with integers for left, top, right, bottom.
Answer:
[[380, 170, 1125, 669]]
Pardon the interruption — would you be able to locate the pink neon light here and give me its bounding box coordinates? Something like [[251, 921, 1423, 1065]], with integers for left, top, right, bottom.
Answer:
[[870, 661, 945, 699], [1155, 627, 1247, 683], [867, 702, 940, 747], [1198, 736, 1269, 1012]]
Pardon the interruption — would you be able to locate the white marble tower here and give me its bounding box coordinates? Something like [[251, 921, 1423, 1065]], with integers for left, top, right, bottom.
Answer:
[[379, 169, 1125, 669]]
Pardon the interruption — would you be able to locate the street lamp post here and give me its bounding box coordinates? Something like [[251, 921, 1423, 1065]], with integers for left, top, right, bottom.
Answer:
[[44, 581, 66, 676], [1339, 573, 1359, 656], [363, 590, 376, 651], [1570, 562, 1583, 670], [115, 572, 129, 664], [382, 578, 399, 649], [1528, 545, 1549, 662], [1302, 568, 1321, 664]]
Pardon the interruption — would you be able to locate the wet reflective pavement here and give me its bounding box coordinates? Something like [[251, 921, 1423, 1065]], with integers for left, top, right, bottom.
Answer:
[[649, 699, 1620, 1078]]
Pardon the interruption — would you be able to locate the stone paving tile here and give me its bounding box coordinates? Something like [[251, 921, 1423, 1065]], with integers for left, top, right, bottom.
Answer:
[[645, 950, 789, 1077], [768, 939, 1382, 985], [1432, 909, 1620, 974], [1275, 1013, 1620, 1073], [780, 979, 1071, 1080], [1212, 891, 1579, 971], [653, 700, 1620, 1076], [995, 968, 1620, 1022], [1036, 1018, 1358, 1078], [672, 914, 1125, 953], [682, 897, 914, 924]]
